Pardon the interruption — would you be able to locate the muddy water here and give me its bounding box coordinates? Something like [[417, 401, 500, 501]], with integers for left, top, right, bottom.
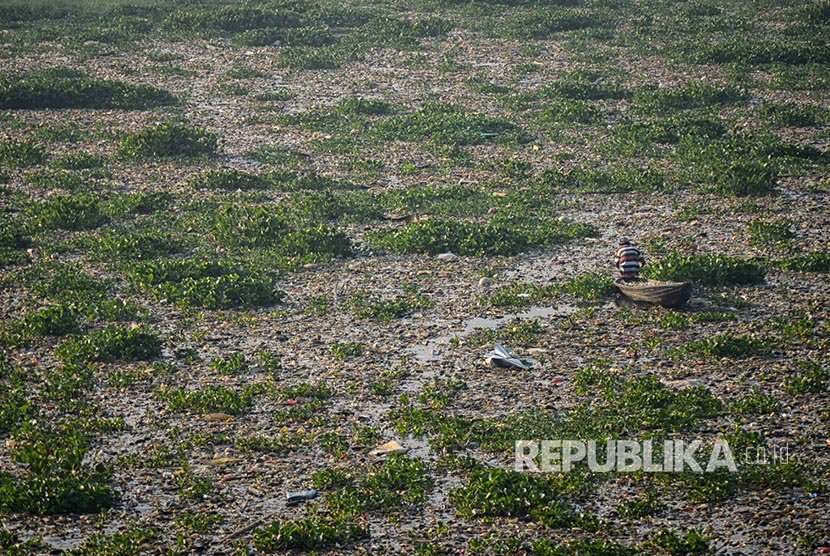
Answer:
[[408, 305, 581, 363]]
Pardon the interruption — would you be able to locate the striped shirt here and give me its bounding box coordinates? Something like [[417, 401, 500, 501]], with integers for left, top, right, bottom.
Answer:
[[615, 244, 645, 278]]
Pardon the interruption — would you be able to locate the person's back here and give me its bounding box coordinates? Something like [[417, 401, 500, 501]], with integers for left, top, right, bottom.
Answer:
[[615, 237, 645, 279]]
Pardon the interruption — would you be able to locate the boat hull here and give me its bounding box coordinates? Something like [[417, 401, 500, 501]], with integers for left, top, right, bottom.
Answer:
[[614, 278, 692, 308]]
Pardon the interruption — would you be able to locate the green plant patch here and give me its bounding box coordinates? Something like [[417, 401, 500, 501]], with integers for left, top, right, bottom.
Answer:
[[691, 311, 737, 323], [175, 511, 223, 534], [644, 253, 765, 285], [633, 83, 747, 113], [484, 318, 546, 346], [573, 367, 723, 435], [157, 384, 257, 415], [162, 4, 302, 36], [277, 46, 343, 70], [449, 468, 580, 519], [29, 193, 108, 231], [210, 353, 248, 376], [276, 106, 370, 134], [616, 488, 664, 519], [758, 101, 827, 127], [283, 190, 383, 224], [0, 528, 42, 553], [210, 201, 355, 260], [87, 227, 185, 261], [697, 157, 780, 197], [38, 363, 96, 411], [64, 528, 158, 555], [277, 381, 335, 401], [747, 219, 794, 246], [562, 272, 615, 302], [539, 70, 628, 101], [776, 252, 830, 272], [117, 121, 217, 159], [680, 333, 772, 358], [535, 539, 639, 556], [56, 325, 162, 363], [273, 398, 329, 424], [374, 102, 526, 146], [51, 151, 105, 171], [370, 379, 396, 397], [730, 390, 781, 415], [0, 216, 31, 264], [682, 133, 826, 195], [610, 115, 726, 152], [331, 341, 364, 359], [253, 515, 369, 552], [210, 203, 288, 247], [684, 38, 830, 67], [500, 8, 609, 39], [213, 81, 250, 96], [381, 184, 489, 217], [0, 381, 33, 435], [128, 258, 239, 286], [18, 263, 141, 323], [366, 215, 595, 257], [643, 529, 709, 556], [322, 453, 435, 516], [343, 14, 452, 51], [0, 69, 177, 109], [0, 139, 46, 167], [234, 25, 337, 47], [238, 429, 319, 455], [24, 264, 94, 301], [12, 305, 80, 337], [347, 291, 431, 323], [537, 166, 666, 194], [109, 191, 173, 216], [26, 168, 93, 190], [129, 257, 283, 309], [536, 98, 603, 125], [784, 359, 829, 395], [0, 429, 113, 515]]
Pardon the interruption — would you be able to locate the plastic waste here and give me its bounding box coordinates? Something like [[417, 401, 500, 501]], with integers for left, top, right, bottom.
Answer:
[[369, 440, 408, 456], [484, 342, 529, 370], [286, 489, 318, 505]]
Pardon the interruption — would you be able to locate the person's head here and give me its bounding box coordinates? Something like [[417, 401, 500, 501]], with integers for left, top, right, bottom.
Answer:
[[619, 237, 631, 246]]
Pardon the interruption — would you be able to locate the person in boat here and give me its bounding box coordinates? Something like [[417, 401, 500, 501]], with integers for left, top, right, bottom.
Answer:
[[614, 237, 646, 280]]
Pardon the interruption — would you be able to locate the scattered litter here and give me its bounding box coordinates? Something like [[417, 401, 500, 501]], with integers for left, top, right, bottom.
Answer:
[[203, 413, 234, 422], [369, 440, 409, 456], [661, 379, 704, 389], [485, 342, 529, 370], [286, 489, 318, 505]]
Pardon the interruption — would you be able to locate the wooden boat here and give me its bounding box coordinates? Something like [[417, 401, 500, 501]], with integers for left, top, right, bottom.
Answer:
[[614, 277, 692, 308]]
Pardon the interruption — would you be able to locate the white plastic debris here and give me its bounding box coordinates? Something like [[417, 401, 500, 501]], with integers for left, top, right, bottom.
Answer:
[[484, 342, 529, 370]]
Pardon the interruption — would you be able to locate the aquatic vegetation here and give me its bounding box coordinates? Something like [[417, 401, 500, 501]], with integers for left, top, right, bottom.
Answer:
[[366, 216, 595, 257], [644, 253, 765, 285], [117, 121, 217, 159], [0, 0, 827, 552], [0, 69, 177, 109]]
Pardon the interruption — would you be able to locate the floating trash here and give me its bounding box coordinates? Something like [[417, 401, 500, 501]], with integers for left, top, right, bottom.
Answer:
[[369, 440, 409, 456], [484, 342, 529, 370], [286, 489, 318, 506]]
